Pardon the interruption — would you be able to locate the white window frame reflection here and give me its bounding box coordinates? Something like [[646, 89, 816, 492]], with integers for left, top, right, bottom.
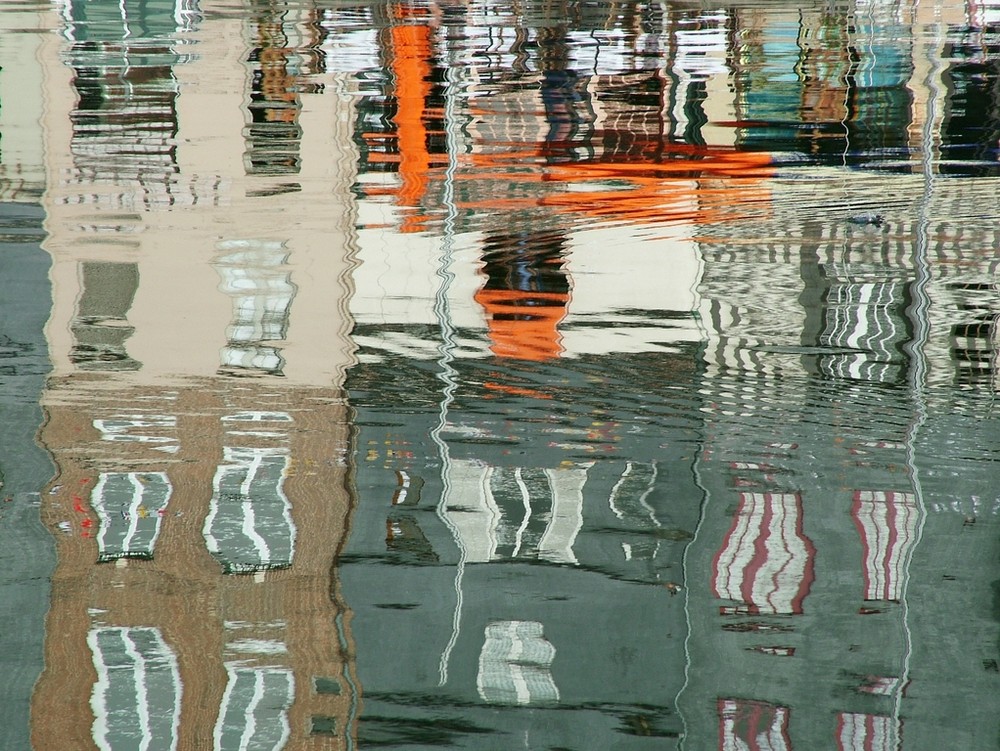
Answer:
[[89, 626, 181, 751]]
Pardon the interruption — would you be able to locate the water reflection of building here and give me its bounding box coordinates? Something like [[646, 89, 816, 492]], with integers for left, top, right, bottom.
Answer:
[[35, 2, 361, 748], [332, 3, 1000, 749], [339, 9, 719, 744], [34, 381, 355, 750], [474, 229, 572, 361], [58, 0, 195, 209], [0, 1, 48, 202], [342, 352, 704, 746], [343, 0, 754, 368], [0, 204, 54, 750], [685, 162, 1000, 748], [26, 0, 1000, 748]]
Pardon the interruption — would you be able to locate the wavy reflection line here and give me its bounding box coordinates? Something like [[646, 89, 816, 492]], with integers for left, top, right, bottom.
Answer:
[[678, 441, 709, 751], [434, 41, 467, 688], [892, 10, 941, 746]]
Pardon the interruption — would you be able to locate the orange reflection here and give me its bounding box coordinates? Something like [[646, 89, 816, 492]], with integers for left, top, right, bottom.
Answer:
[[386, 5, 441, 234], [541, 150, 775, 226], [460, 146, 775, 227], [475, 288, 568, 361], [473, 230, 571, 362]]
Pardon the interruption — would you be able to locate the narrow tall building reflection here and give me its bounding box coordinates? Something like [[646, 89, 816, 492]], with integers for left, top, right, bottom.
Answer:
[[34, 1, 363, 748]]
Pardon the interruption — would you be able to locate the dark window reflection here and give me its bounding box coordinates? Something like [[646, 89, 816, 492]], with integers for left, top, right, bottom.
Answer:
[[70, 262, 141, 372], [246, 14, 303, 176], [941, 35, 1000, 175], [65, 0, 183, 207], [243, 5, 325, 178]]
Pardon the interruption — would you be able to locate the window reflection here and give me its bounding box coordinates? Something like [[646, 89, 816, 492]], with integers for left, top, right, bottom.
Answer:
[[62, 0, 187, 208], [88, 627, 181, 751], [214, 241, 295, 378], [712, 492, 815, 616], [70, 262, 141, 372], [474, 229, 571, 362]]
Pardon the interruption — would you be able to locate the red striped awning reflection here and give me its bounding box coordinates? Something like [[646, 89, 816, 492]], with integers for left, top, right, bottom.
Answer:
[[852, 490, 919, 602], [712, 493, 815, 615], [836, 712, 896, 751], [718, 698, 791, 751]]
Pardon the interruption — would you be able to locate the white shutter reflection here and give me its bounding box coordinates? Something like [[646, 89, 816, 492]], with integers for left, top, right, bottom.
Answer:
[[477, 621, 559, 705], [718, 698, 791, 751], [91, 472, 171, 561], [89, 627, 181, 751], [712, 492, 815, 615], [215, 242, 294, 377], [214, 666, 294, 751], [442, 459, 587, 564], [820, 280, 906, 383], [537, 468, 586, 564], [203, 446, 295, 574]]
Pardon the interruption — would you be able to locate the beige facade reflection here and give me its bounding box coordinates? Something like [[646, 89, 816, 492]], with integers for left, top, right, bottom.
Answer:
[[34, 2, 360, 749], [0, 2, 48, 202]]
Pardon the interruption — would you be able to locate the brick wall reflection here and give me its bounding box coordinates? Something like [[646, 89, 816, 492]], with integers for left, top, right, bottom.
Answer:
[[34, 378, 356, 750]]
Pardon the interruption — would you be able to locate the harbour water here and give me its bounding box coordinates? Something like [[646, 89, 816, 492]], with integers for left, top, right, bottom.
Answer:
[[2, 1, 1000, 749]]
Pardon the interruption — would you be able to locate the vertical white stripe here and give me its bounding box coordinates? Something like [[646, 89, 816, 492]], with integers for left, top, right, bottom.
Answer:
[[538, 467, 588, 564], [507, 629, 531, 704], [511, 468, 532, 558], [122, 632, 152, 751], [94, 474, 111, 553], [442, 461, 498, 563], [237, 671, 265, 751], [203, 467, 224, 554], [89, 627, 181, 751], [122, 474, 145, 552], [241, 452, 264, 497], [714, 493, 759, 602], [846, 284, 874, 350], [89, 631, 112, 751], [242, 499, 271, 562], [607, 461, 633, 520]]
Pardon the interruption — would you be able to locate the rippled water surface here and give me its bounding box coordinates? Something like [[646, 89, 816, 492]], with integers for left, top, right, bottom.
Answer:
[[2, 0, 1000, 749]]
